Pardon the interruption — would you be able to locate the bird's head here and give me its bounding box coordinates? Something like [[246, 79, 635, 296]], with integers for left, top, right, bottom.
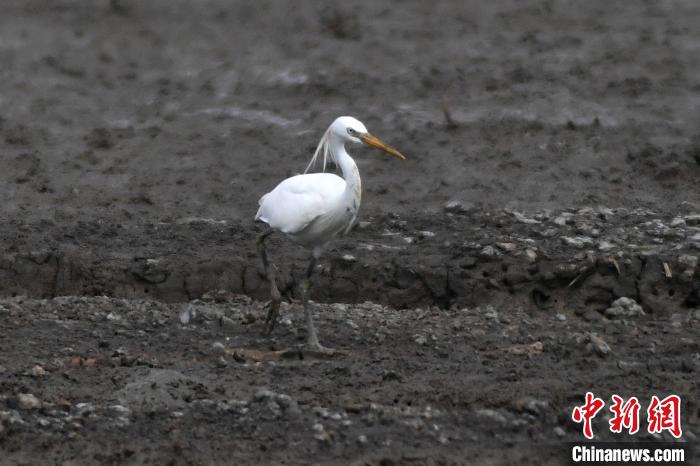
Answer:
[[331, 116, 405, 160]]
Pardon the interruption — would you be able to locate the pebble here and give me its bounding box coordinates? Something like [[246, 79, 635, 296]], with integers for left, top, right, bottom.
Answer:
[[475, 409, 508, 425], [495, 242, 517, 252], [554, 426, 566, 438], [479, 245, 500, 258], [357, 434, 368, 444], [179, 305, 194, 325], [18, 393, 42, 410], [553, 214, 572, 226], [254, 389, 300, 417], [444, 200, 474, 214], [511, 211, 541, 224], [211, 342, 226, 355], [312, 423, 330, 442], [414, 334, 427, 345], [524, 248, 537, 262], [588, 333, 612, 357], [484, 305, 499, 321], [670, 217, 686, 227], [605, 297, 645, 318], [30, 365, 46, 377], [109, 405, 131, 416], [561, 236, 594, 248], [598, 240, 615, 251], [74, 402, 95, 417]]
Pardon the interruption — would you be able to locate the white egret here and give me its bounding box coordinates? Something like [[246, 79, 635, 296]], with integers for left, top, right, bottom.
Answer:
[[255, 116, 405, 352]]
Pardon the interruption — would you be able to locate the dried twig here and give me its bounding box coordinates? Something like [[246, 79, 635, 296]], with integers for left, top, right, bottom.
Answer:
[[610, 257, 621, 275]]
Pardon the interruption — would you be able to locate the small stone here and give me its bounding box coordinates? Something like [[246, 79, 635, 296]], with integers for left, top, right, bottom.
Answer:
[[274, 394, 301, 417], [313, 423, 330, 442], [484, 305, 499, 321], [444, 200, 474, 214], [475, 409, 508, 425], [341, 254, 356, 262], [511, 211, 541, 224], [30, 365, 46, 377], [357, 434, 368, 444], [589, 334, 611, 357], [598, 240, 615, 251], [109, 405, 131, 416], [554, 426, 566, 438], [479, 245, 500, 258], [670, 217, 686, 227], [18, 393, 42, 410], [605, 297, 645, 318], [495, 242, 517, 252], [553, 214, 572, 226], [561, 236, 594, 248], [556, 313, 566, 321], [211, 342, 226, 355], [414, 334, 427, 345], [74, 402, 95, 416], [524, 248, 537, 262], [179, 305, 194, 325], [219, 316, 237, 330]]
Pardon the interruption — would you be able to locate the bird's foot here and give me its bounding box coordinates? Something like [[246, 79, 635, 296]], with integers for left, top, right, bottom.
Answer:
[[262, 299, 281, 336]]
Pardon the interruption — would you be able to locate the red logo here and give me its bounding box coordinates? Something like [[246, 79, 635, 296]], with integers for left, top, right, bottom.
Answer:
[[647, 395, 682, 438], [572, 393, 682, 439], [609, 395, 641, 435], [572, 392, 606, 440]]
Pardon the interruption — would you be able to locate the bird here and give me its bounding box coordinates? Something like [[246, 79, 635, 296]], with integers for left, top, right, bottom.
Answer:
[[254, 116, 405, 353]]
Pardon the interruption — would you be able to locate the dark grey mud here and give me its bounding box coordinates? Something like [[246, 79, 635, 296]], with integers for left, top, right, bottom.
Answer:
[[1, 1, 699, 465]]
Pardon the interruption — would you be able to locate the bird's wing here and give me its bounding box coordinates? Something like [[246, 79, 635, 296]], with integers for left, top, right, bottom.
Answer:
[[255, 173, 345, 234]]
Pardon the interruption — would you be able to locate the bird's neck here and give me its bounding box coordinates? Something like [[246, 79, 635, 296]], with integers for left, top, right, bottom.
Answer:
[[332, 139, 362, 206]]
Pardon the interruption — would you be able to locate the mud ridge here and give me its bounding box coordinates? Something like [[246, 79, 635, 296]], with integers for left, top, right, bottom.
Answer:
[[1, 208, 698, 318]]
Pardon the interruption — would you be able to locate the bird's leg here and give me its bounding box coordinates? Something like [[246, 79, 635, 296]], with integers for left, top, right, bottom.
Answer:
[[257, 230, 281, 335], [300, 255, 321, 349], [300, 254, 341, 355]]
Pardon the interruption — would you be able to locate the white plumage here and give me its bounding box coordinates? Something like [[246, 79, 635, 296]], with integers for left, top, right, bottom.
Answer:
[[255, 172, 350, 249], [255, 116, 405, 352]]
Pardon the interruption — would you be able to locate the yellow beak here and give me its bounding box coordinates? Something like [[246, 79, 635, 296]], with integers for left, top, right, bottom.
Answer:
[[359, 133, 406, 160]]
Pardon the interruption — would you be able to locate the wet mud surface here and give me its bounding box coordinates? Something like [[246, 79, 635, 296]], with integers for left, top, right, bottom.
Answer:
[[1, 0, 700, 464]]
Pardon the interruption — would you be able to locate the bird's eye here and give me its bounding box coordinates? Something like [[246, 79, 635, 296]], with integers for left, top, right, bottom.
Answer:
[[347, 128, 356, 135]]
